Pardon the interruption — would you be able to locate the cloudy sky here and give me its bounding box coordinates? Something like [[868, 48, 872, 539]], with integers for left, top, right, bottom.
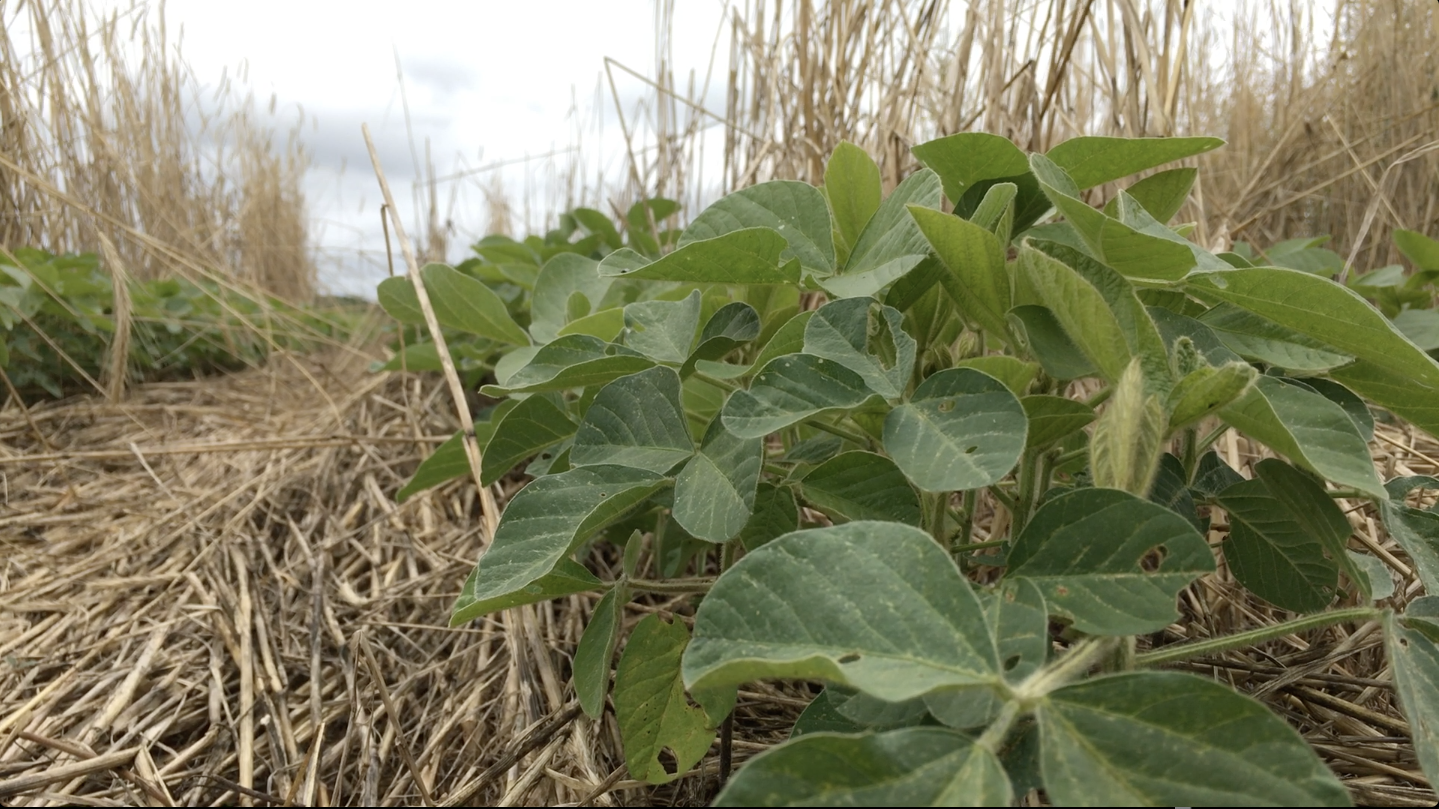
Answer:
[[148, 0, 733, 296]]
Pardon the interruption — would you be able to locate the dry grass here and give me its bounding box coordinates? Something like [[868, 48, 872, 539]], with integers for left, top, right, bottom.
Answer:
[[0, 353, 813, 807], [1, 0, 315, 300]]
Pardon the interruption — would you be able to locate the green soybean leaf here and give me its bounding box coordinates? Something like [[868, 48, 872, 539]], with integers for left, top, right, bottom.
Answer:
[[623, 290, 702, 364], [824, 170, 943, 298], [750, 310, 813, 372], [714, 728, 1012, 808], [738, 483, 800, 551], [1021, 395, 1096, 451], [376, 276, 425, 325], [481, 335, 654, 396], [721, 354, 877, 439], [969, 182, 1018, 238], [1385, 602, 1439, 788], [1219, 375, 1383, 497], [801, 451, 922, 524], [397, 431, 468, 503], [616, 615, 733, 784], [681, 181, 835, 275], [600, 228, 799, 285], [1217, 477, 1340, 612], [450, 558, 604, 625], [1166, 360, 1258, 432], [571, 367, 693, 474], [790, 688, 926, 736], [1038, 671, 1350, 807], [1379, 486, 1439, 593], [572, 207, 622, 249], [1149, 453, 1206, 532], [1018, 240, 1170, 391], [1394, 229, 1439, 270], [451, 466, 666, 616], [683, 302, 762, 374], [1008, 488, 1215, 635], [404, 263, 530, 344], [825, 142, 883, 258], [1255, 458, 1367, 597], [953, 356, 1039, 396], [673, 418, 763, 542], [1191, 450, 1245, 498], [481, 395, 578, 485], [1198, 303, 1353, 373], [1188, 266, 1439, 437], [1045, 135, 1225, 190], [1393, 306, 1439, 351], [1107, 167, 1196, 224], [530, 253, 613, 343], [1007, 305, 1099, 380], [911, 132, 1031, 204], [883, 368, 1027, 493], [556, 307, 625, 341], [683, 521, 1001, 700], [1349, 551, 1395, 601], [803, 297, 916, 399], [574, 587, 624, 719], [909, 206, 1012, 340]]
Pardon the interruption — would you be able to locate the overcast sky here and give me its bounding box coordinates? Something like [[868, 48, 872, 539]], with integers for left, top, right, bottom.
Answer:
[[146, 0, 732, 296], [123, 0, 1281, 298]]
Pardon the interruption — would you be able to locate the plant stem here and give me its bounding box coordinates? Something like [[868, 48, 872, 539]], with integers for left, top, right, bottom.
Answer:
[[1016, 636, 1122, 703], [987, 485, 1017, 512], [806, 418, 872, 447], [953, 490, 977, 554], [1084, 385, 1114, 409], [694, 372, 740, 392], [1195, 422, 1230, 453], [627, 577, 715, 595], [1052, 446, 1087, 469], [975, 699, 1021, 755], [953, 538, 1006, 552], [1326, 488, 1372, 500], [925, 491, 949, 547], [1134, 606, 1383, 668]]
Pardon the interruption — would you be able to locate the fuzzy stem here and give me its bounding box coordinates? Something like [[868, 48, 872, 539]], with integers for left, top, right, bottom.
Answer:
[[1134, 606, 1383, 668]]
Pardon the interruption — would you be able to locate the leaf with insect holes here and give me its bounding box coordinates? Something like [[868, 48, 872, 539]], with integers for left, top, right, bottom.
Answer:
[[451, 465, 667, 617], [480, 395, 577, 486], [680, 181, 835, 276], [599, 228, 799, 285], [1379, 477, 1439, 593], [1037, 672, 1349, 807], [800, 451, 922, 524], [571, 366, 694, 474], [721, 354, 877, 439], [1008, 488, 1215, 635], [615, 615, 734, 785], [883, 368, 1027, 493], [1384, 599, 1439, 788], [672, 418, 763, 542], [803, 297, 916, 399], [573, 587, 624, 719], [683, 521, 1001, 701], [714, 728, 1013, 808]]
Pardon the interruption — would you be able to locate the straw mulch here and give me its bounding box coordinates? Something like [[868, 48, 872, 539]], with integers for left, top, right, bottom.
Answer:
[[0, 352, 800, 807], [0, 351, 1436, 807]]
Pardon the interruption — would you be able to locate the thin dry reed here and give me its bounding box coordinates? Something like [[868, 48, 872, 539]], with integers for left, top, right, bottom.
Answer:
[[0, 0, 315, 300]]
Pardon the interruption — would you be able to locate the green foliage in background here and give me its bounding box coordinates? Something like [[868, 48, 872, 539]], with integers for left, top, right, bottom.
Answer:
[[383, 134, 1439, 806], [0, 247, 352, 399]]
